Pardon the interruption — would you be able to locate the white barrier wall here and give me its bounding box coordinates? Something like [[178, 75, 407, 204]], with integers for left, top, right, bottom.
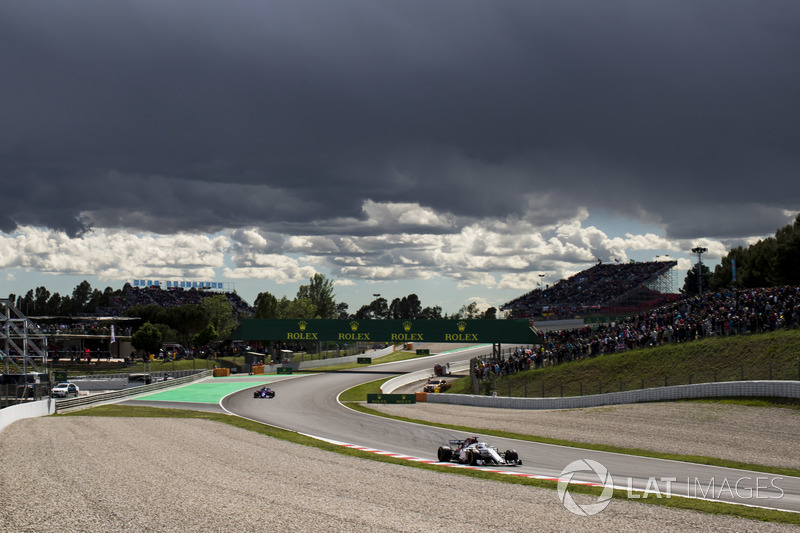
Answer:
[[427, 380, 800, 409], [0, 399, 56, 434]]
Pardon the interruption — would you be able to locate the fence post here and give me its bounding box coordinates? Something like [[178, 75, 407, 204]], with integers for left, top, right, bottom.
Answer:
[[599, 380, 602, 395], [560, 382, 563, 397], [714, 371, 717, 382], [542, 380, 545, 398], [689, 374, 692, 385], [524, 383, 527, 398], [641, 378, 644, 389], [664, 376, 668, 387], [741, 366, 744, 381]]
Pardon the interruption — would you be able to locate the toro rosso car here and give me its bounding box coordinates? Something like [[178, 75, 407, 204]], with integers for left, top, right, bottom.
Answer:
[[254, 387, 275, 398], [437, 436, 521, 466]]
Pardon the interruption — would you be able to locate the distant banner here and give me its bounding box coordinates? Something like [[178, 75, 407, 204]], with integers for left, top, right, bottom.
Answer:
[[132, 279, 228, 290], [367, 393, 415, 404], [731, 259, 737, 283]]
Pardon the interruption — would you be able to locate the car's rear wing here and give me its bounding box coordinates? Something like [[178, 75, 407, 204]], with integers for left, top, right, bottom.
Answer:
[[448, 440, 465, 448]]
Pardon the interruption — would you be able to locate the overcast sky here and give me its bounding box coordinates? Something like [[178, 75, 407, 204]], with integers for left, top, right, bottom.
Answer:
[[1, 1, 798, 313]]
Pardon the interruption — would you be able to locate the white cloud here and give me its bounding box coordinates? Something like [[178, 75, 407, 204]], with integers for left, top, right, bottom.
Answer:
[[361, 200, 455, 229], [1, 226, 228, 280], [0, 198, 744, 306]]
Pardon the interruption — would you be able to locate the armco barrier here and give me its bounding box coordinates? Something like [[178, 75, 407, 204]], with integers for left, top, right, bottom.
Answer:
[[426, 380, 800, 409], [54, 370, 212, 413], [0, 398, 56, 434]]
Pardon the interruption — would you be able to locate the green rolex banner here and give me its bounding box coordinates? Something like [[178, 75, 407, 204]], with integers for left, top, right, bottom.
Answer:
[[229, 319, 540, 344], [367, 393, 416, 404]]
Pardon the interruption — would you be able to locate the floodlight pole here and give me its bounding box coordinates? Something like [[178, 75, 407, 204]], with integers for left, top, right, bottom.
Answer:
[[691, 246, 708, 296]]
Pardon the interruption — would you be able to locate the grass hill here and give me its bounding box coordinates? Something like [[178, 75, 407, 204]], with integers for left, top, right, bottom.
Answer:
[[449, 329, 800, 398]]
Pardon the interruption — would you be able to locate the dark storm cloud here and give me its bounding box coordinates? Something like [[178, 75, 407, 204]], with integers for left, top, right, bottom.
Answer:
[[1, 0, 798, 238]]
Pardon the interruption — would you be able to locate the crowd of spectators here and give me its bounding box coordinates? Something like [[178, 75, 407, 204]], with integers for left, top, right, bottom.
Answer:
[[37, 321, 134, 337], [483, 286, 800, 375], [473, 348, 535, 379], [103, 285, 254, 317], [502, 260, 677, 319]]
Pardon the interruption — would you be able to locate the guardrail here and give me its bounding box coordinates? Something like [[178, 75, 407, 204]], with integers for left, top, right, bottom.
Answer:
[[427, 380, 800, 409], [67, 369, 203, 381], [55, 370, 212, 413]]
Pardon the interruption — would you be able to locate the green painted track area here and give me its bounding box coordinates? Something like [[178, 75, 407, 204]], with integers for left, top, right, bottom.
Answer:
[[137, 379, 273, 404]]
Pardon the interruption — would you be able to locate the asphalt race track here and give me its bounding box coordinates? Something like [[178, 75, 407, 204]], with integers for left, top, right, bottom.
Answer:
[[170, 346, 800, 513]]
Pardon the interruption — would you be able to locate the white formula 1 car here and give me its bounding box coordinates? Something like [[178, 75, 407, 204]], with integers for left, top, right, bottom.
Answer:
[[437, 436, 522, 466]]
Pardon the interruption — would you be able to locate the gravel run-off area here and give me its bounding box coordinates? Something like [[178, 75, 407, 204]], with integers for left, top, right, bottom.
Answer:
[[1, 412, 798, 532], [368, 400, 800, 470]]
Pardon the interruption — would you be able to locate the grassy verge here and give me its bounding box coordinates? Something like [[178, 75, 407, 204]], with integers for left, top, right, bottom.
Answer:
[[337, 378, 392, 402], [302, 350, 430, 372], [61, 404, 800, 525], [451, 329, 800, 397]]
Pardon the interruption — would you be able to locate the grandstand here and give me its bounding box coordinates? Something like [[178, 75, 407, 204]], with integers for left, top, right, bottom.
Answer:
[[502, 260, 679, 320], [99, 284, 254, 317]]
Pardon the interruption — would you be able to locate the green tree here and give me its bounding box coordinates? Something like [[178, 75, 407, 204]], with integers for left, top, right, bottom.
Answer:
[[72, 281, 92, 313], [742, 238, 778, 287], [296, 274, 336, 319], [276, 296, 316, 319], [34, 286, 50, 315], [355, 297, 389, 319], [203, 294, 237, 341], [18, 290, 34, 315], [254, 291, 279, 319], [682, 262, 712, 295], [388, 298, 403, 319], [335, 302, 350, 319], [389, 294, 423, 319], [419, 305, 443, 319], [483, 307, 497, 320], [125, 305, 167, 331], [46, 293, 61, 315], [774, 214, 800, 285], [154, 323, 179, 344], [711, 247, 744, 290], [131, 322, 163, 355], [87, 288, 104, 312], [454, 302, 480, 319], [163, 304, 208, 345], [192, 324, 218, 349]]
